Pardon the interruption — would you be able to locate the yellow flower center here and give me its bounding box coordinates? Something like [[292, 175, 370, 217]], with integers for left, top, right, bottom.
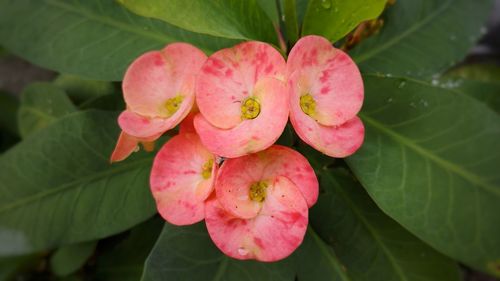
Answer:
[[300, 94, 316, 116], [201, 158, 214, 180], [241, 98, 261, 119], [249, 181, 268, 202], [162, 95, 184, 117]]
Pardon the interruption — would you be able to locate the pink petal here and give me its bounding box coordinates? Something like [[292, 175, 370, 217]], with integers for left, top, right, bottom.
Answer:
[[118, 110, 173, 139], [196, 41, 286, 129], [150, 133, 217, 226], [286, 35, 333, 78], [123, 43, 206, 118], [194, 77, 289, 158], [290, 96, 365, 157], [179, 112, 197, 134], [260, 146, 318, 207], [205, 176, 308, 262], [110, 132, 138, 163], [216, 145, 318, 211], [287, 35, 363, 126]]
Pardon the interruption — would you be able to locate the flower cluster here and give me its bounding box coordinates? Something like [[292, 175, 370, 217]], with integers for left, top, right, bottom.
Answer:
[[111, 35, 364, 261]]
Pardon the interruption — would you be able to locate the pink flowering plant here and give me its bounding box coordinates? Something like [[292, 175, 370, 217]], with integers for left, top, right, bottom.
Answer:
[[0, 0, 499, 280]]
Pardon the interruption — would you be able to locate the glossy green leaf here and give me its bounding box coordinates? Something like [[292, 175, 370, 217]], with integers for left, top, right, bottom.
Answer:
[[302, 0, 386, 43], [310, 169, 460, 281], [142, 222, 295, 281], [443, 64, 500, 113], [0, 110, 157, 256], [294, 228, 352, 281], [0, 0, 238, 81], [18, 82, 77, 138], [95, 217, 163, 281], [50, 241, 97, 277], [0, 92, 19, 136], [351, 0, 494, 78], [347, 75, 500, 276], [118, 0, 277, 44]]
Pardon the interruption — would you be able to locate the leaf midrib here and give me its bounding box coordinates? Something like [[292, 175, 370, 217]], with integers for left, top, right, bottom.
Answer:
[[359, 113, 500, 197], [324, 174, 410, 281], [353, 0, 454, 63], [0, 157, 152, 214]]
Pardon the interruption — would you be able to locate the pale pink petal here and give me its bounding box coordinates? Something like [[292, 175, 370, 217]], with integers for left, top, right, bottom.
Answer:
[[286, 35, 333, 78], [290, 99, 365, 158], [215, 154, 267, 219], [205, 176, 308, 262], [118, 110, 173, 139], [287, 36, 363, 126], [194, 77, 289, 158], [260, 146, 318, 207], [110, 132, 139, 163], [216, 145, 318, 210], [123, 43, 206, 118], [150, 133, 217, 225], [196, 41, 286, 129]]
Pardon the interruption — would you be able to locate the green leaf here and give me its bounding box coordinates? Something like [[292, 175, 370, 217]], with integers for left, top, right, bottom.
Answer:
[[346, 75, 500, 276], [142, 222, 295, 281], [283, 0, 300, 44], [0, 110, 157, 256], [256, 0, 280, 27], [443, 64, 500, 113], [302, 0, 386, 43], [295, 0, 309, 29], [310, 169, 460, 281], [53, 74, 116, 105], [95, 217, 163, 281], [0, 91, 19, 136], [118, 0, 278, 44], [350, 0, 494, 78], [18, 82, 77, 138], [294, 228, 352, 281], [0, 0, 238, 81], [50, 241, 97, 277]]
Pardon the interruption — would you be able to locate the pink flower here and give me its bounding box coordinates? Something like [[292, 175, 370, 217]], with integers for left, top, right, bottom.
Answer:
[[205, 145, 318, 261], [287, 35, 365, 157], [150, 116, 218, 226], [109, 132, 156, 163], [194, 41, 289, 158], [111, 43, 207, 162]]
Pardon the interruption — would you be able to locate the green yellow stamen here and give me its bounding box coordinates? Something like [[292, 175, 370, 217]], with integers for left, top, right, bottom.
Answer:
[[249, 181, 268, 202], [300, 94, 316, 116], [162, 95, 184, 117], [201, 159, 214, 179], [241, 97, 261, 119]]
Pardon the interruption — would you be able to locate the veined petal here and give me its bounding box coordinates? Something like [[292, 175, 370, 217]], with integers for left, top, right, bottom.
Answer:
[[194, 77, 289, 158], [205, 176, 308, 262], [150, 133, 217, 226], [123, 43, 206, 118], [196, 41, 286, 129]]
